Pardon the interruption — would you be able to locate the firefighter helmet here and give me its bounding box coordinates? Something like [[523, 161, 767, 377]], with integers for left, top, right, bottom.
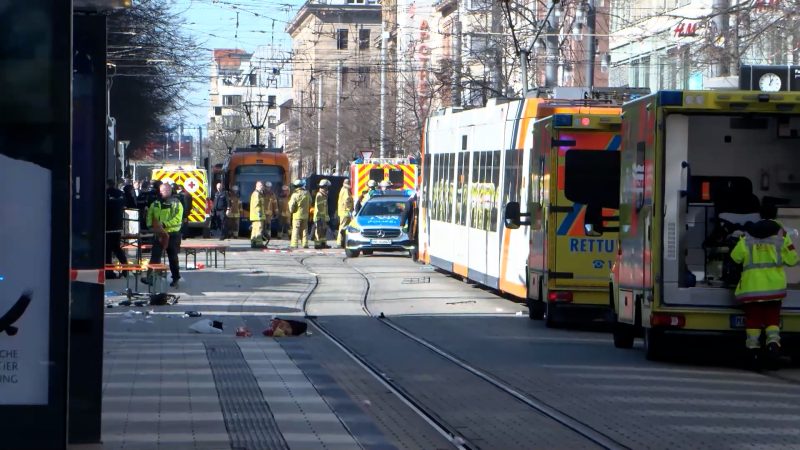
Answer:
[[319, 179, 331, 187], [367, 180, 377, 188]]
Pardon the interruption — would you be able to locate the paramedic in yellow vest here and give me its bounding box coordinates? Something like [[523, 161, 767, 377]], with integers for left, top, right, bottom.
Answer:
[[314, 179, 331, 249], [731, 204, 798, 365], [227, 185, 242, 238], [337, 179, 354, 247], [145, 183, 184, 287], [249, 181, 266, 248], [288, 179, 311, 249], [278, 185, 291, 239]]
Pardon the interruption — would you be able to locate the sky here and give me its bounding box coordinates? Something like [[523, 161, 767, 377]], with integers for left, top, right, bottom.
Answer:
[[170, 0, 304, 129]]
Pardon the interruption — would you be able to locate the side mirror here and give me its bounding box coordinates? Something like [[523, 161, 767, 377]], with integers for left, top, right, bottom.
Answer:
[[504, 201, 521, 229]]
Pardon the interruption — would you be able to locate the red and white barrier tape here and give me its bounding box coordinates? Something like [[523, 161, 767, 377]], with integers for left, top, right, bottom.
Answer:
[[70, 269, 105, 284]]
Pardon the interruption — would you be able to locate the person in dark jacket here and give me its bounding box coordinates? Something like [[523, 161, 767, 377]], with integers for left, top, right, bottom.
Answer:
[[106, 179, 129, 279], [213, 182, 229, 240], [123, 183, 136, 208], [176, 184, 192, 238]]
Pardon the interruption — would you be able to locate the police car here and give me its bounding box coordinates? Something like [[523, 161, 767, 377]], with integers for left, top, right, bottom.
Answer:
[[345, 191, 415, 258]]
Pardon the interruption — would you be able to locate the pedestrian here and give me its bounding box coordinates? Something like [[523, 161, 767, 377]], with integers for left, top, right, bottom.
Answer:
[[123, 182, 136, 209], [213, 182, 229, 240], [337, 179, 353, 247], [175, 184, 191, 238], [288, 179, 311, 249], [143, 182, 184, 288], [731, 204, 798, 368], [263, 181, 279, 242], [314, 179, 331, 249], [227, 185, 242, 238], [249, 181, 267, 248], [355, 179, 377, 213], [105, 179, 129, 279], [133, 180, 142, 200], [278, 185, 290, 239]]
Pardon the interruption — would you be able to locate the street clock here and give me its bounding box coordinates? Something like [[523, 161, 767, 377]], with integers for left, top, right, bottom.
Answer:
[[740, 65, 800, 92]]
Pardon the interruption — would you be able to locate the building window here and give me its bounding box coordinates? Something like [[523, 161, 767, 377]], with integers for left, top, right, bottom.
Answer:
[[214, 106, 223, 116], [248, 73, 257, 86], [357, 66, 370, 87], [337, 29, 349, 50], [268, 95, 277, 108], [222, 115, 242, 129], [347, 0, 366, 3], [359, 29, 371, 50], [468, 34, 489, 56], [223, 95, 242, 106]]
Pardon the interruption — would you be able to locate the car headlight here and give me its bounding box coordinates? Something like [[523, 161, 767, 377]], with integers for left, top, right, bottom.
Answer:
[[346, 225, 361, 233]]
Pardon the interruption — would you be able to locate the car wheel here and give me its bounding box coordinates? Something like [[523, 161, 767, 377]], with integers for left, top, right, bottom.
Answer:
[[613, 318, 636, 349], [363, 250, 373, 256], [545, 302, 558, 328], [345, 249, 360, 258], [644, 328, 669, 361], [527, 299, 545, 320]]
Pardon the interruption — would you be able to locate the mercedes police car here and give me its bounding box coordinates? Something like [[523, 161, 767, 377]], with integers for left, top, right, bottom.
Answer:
[[345, 191, 415, 258]]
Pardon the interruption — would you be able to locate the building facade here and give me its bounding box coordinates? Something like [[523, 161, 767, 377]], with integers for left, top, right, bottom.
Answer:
[[287, 0, 383, 176], [207, 48, 292, 163]]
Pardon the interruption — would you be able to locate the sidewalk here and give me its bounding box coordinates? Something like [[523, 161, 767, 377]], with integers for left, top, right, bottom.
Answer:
[[75, 238, 386, 450]]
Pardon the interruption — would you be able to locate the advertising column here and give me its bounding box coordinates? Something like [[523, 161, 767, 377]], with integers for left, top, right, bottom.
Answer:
[[0, 1, 72, 449]]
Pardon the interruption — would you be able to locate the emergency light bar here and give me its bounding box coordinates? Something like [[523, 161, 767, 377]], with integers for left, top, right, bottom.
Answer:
[[659, 90, 800, 111]]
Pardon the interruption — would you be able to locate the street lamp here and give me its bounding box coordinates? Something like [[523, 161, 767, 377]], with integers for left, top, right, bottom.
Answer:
[[241, 94, 273, 149]]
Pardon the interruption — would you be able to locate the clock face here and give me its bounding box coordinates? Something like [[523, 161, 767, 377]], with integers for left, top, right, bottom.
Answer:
[[759, 73, 782, 92]]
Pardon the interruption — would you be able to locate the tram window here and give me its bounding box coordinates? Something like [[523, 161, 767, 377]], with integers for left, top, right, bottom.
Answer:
[[422, 153, 430, 208], [505, 148, 521, 204], [369, 168, 384, 182]]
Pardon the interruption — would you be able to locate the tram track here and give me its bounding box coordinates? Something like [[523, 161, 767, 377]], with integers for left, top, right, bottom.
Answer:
[[298, 254, 629, 450]]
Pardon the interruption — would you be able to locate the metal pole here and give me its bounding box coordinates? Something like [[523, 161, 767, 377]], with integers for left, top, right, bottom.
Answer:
[[379, 25, 387, 158], [520, 49, 529, 96], [335, 60, 342, 174], [198, 125, 203, 168], [712, 0, 730, 77], [299, 89, 304, 175], [316, 73, 323, 174], [490, 0, 503, 96], [586, 0, 596, 91], [179, 122, 183, 161], [452, 18, 463, 106], [545, 4, 559, 87]]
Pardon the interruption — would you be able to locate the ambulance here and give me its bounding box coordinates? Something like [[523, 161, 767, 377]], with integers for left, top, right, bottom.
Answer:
[[350, 156, 418, 199], [608, 90, 800, 360], [151, 165, 211, 237], [521, 110, 623, 327]]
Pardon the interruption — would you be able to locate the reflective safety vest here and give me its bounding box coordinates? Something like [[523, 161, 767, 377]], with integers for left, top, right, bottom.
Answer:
[[250, 191, 265, 221], [731, 225, 798, 303], [147, 197, 184, 233], [314, 191, 329, 221], [288, 189, 311, 220], [338, 187, 353, 218]]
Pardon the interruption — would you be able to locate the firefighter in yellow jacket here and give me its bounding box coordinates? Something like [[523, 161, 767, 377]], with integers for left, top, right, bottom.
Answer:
[[731, 204, 798, 366], [314, 179, 331, 249], [249, 181, 267, 248], [288, 179, 311, 249], [263, 181, 279, 240], [337, 179, 354, 247]]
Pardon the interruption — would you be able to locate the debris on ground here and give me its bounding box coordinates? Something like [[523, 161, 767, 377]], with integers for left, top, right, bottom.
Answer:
[[183, 311, 202, 318], [263, 318, 307, 337], [235, 326, 252, 337], [189, 319, 223, 334]]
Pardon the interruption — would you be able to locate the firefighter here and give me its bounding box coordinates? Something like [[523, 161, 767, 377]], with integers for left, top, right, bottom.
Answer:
[[278, 185, 290, 239], [379, 180, 392, 192], [263, 181, 279, 242], [249, 181, 266, 248], [288, 179, 311, 249], [337, 179, 354, 248], [314, 179, 331, 249], [356, 179, 378, 213], [731, 204, 798, 368], [227, 185, 242, 238]]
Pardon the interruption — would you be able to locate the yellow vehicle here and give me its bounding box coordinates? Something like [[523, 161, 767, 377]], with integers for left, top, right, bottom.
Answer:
[[609, 90, 800, 360], [516, 111, 622, 327], [350, 157, 417, 198], [151, 165, 211, 236]]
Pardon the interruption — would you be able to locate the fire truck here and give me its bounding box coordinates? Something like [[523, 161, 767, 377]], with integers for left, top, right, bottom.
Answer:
[[607, 90, 800, 360]]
